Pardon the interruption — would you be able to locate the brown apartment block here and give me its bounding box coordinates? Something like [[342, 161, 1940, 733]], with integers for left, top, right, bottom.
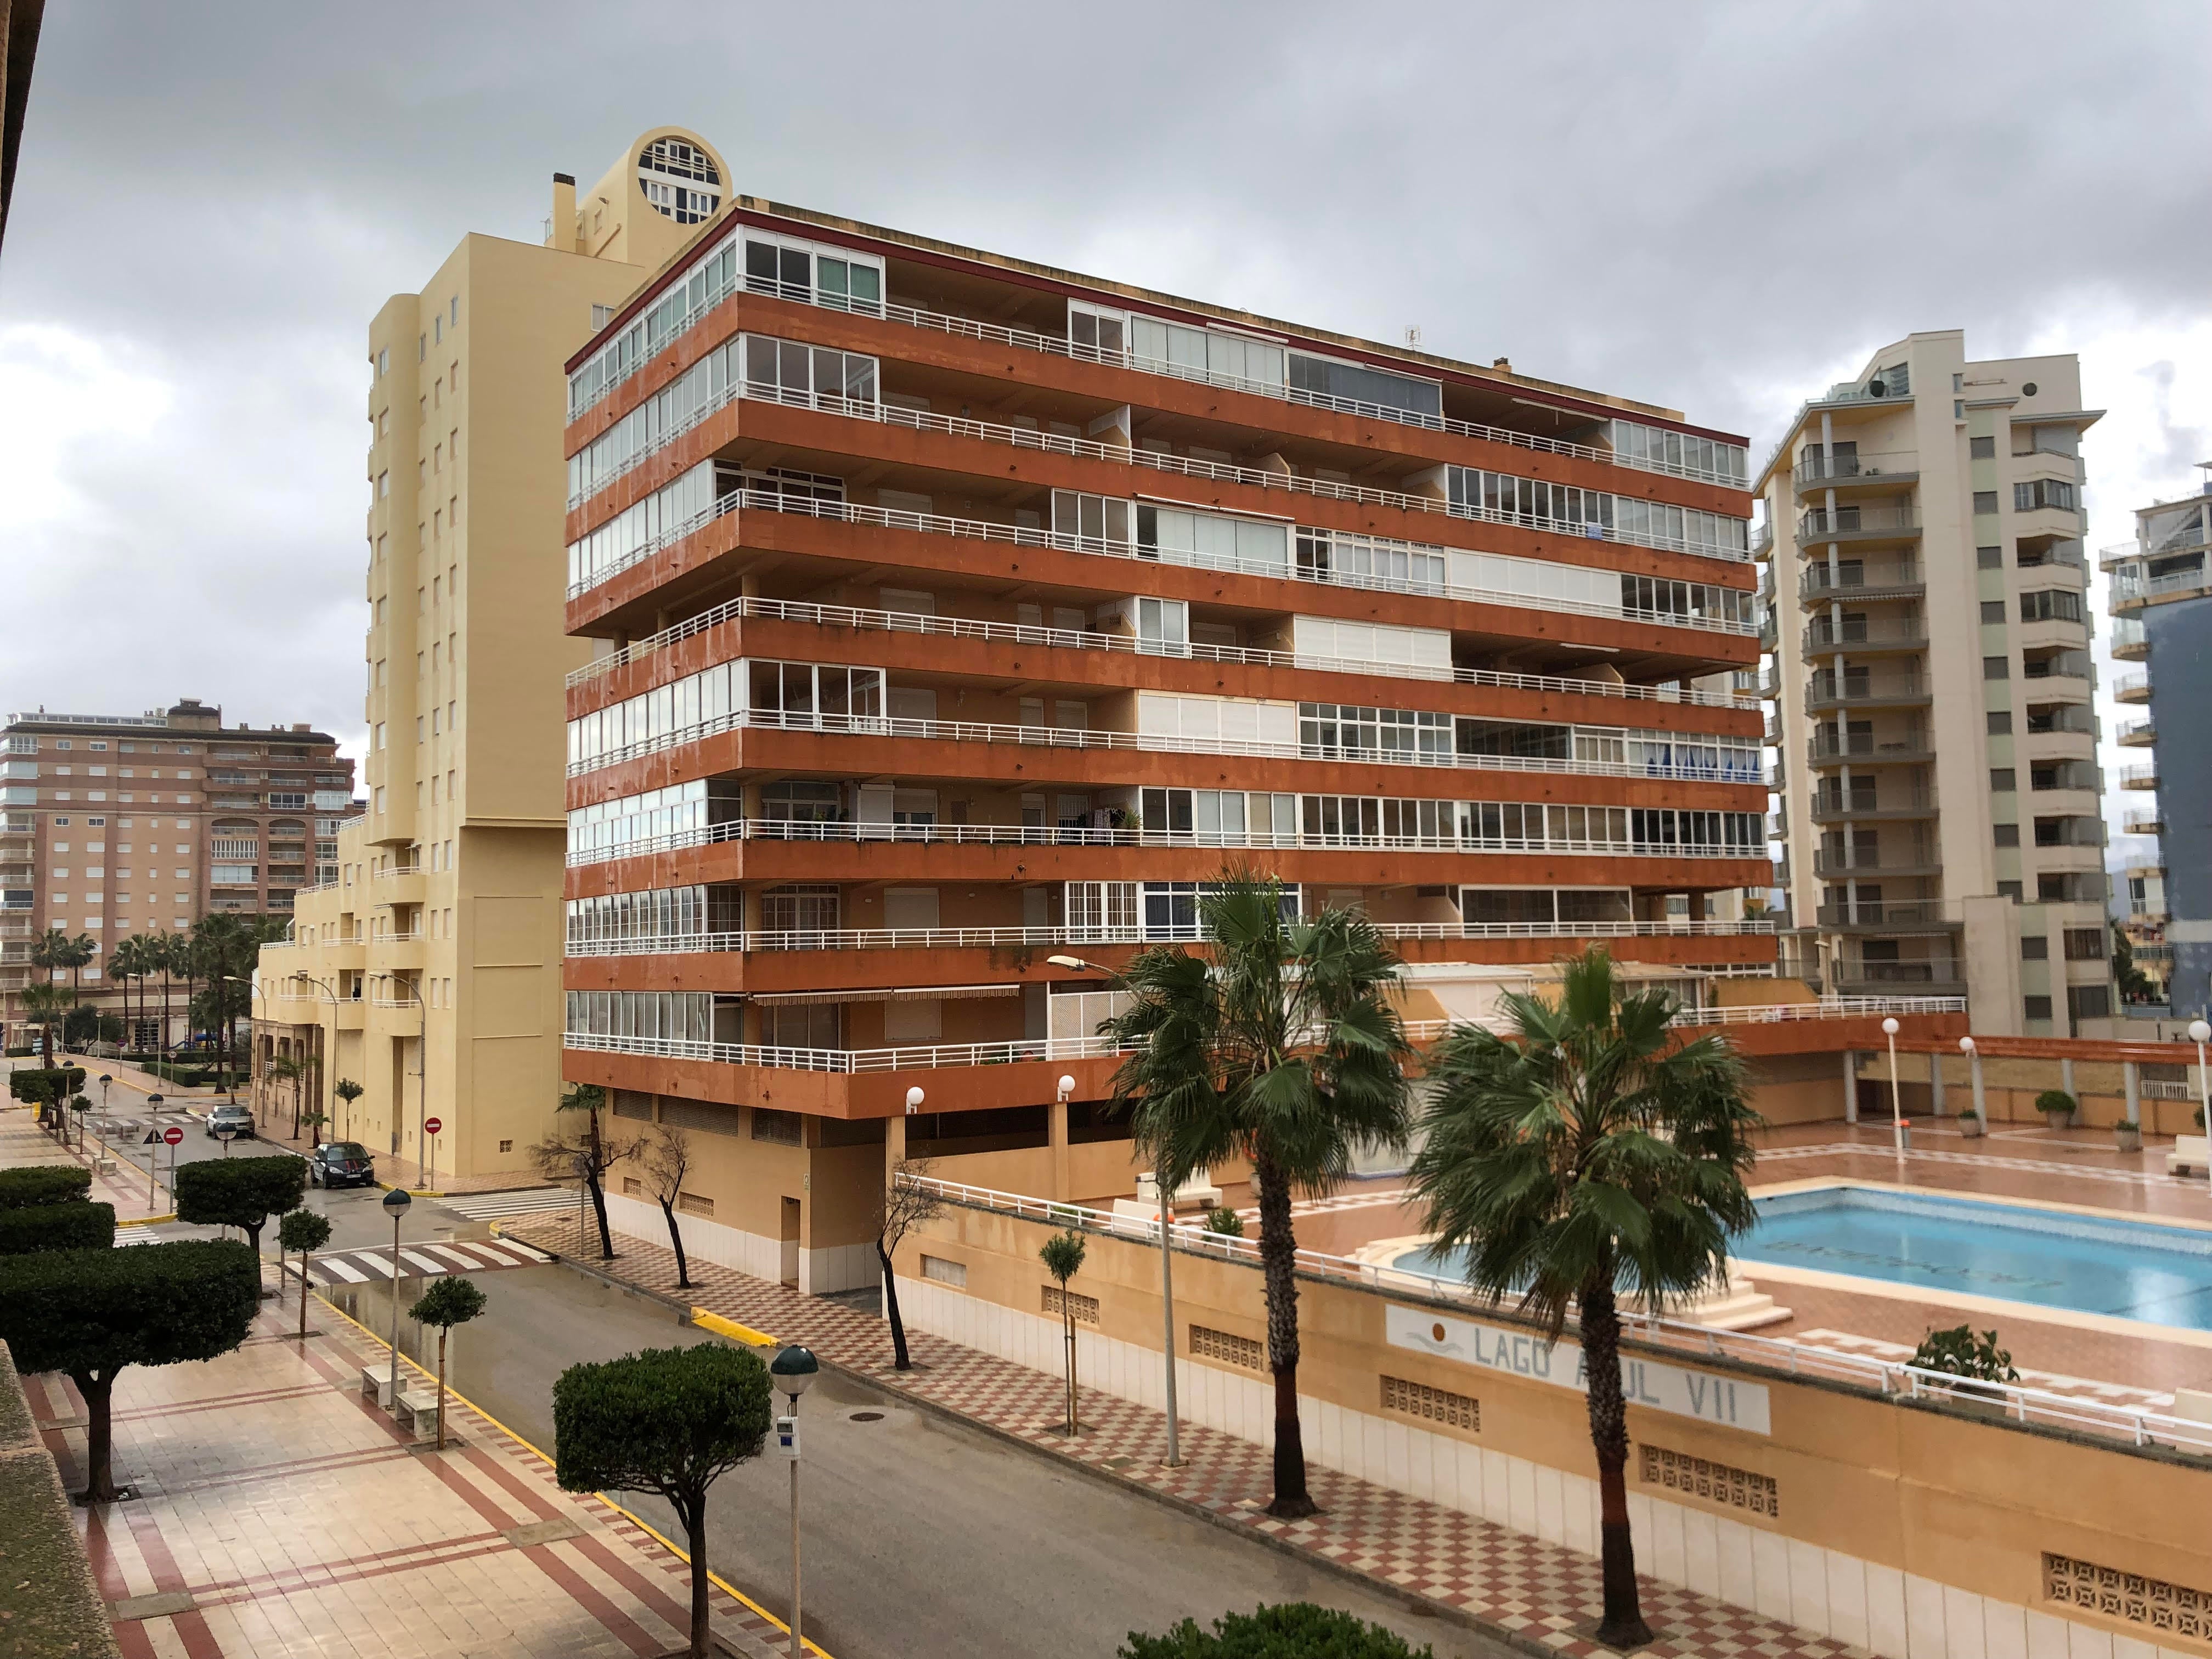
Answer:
[[558, 185, 1786, 1290], [1, 699, 360, 1045]]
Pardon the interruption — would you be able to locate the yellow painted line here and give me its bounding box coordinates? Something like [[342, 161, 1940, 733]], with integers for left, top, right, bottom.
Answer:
[[309, 1289, 826, 1654], [690, 1307, 777, 1347], [117, 1213, 177, 1228]]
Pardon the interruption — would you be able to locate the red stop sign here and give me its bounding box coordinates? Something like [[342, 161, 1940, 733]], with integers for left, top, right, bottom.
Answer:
[[423, 1117, 443, 1137], [162, 1126, 184, 1146]]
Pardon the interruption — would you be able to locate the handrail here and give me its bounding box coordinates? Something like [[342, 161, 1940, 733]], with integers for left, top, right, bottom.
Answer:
[[563, 917, 1781, 958], [564, 997, 1962, 1074], [568, 278, 1749, 489], [566, 815, 1768, 869], [571, 380, 1749, 566], [567, 703, 1764, 785], [567, 594, 1745, 710], [568, 488, 1758, 637], [892, 1168, 2205, 1457]]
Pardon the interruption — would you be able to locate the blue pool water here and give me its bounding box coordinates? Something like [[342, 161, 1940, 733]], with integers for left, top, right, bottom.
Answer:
[[1388, 1188, 2212, 1330]]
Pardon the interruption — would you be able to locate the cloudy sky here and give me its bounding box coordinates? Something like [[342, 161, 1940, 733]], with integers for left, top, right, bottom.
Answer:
[[2, 0, 2208, 859]]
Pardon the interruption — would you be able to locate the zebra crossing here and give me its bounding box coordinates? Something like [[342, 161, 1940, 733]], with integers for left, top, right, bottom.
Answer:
[[435, 1187, 579, 1221], [299, 1236, 550, 1285]]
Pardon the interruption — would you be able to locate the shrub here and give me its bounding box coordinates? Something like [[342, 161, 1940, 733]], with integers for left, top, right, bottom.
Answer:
[[0, 1166, 91, 1211], [1206, 1206, 1246, 1237], [6, 1069, 85, 1109], [1910, 1323, 2018, 1384], [1121, 1604, 1435, 1658], [0, 1202, 115, 1256], [2034, 1090, 2076, 1118]]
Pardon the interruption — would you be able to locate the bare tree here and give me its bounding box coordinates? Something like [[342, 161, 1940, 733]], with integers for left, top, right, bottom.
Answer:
[[636, 1124, 696, 1290], [876, 1159, 945, 1371], [531, 1103, 630, 1261]]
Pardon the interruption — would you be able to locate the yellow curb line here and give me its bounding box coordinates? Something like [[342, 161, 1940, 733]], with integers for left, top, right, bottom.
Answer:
[[690, 1307, 778, 1347], [308, 1289, 828, 1655], [117, 1214, 177, 1228]]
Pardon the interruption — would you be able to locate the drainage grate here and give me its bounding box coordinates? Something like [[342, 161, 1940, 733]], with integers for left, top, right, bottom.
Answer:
[[849, 1410, 885, 1423]]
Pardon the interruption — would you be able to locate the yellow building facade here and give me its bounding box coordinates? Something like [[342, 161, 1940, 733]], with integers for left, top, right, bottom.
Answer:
[[253, 128, 732, 1184]]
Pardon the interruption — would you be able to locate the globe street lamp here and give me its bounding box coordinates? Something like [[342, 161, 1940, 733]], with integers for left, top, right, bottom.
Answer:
[[769, 1345, 820, 1659], [1959, 1036, 1986, 1132], [1047, 952, 1181, 1466], [381, 1186, 412, 1408], [1882, 1017, 1905, 1155]]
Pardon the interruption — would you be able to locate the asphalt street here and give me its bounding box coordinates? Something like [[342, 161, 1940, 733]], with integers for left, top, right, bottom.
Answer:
[[320, 1260, 1504, 1659]]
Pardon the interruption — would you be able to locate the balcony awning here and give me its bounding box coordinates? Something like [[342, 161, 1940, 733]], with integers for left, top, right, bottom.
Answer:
[[748, 983, 1023, 1007]]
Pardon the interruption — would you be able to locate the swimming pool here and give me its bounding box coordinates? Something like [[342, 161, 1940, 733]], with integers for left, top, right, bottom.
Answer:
[[1739, 1187, 2212, 1330]]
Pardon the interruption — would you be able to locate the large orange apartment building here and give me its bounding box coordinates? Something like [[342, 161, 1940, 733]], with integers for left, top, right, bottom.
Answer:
[[558, 196, 1776, 1290]]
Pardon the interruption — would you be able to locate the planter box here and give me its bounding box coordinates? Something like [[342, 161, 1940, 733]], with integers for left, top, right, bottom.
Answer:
[[2116, 1125, 2144, 1153], [1957, 1117, 1984, 1138]]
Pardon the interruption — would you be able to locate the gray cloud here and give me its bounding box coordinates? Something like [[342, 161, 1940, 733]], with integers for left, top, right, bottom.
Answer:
[[2, 0, 2210, 747]]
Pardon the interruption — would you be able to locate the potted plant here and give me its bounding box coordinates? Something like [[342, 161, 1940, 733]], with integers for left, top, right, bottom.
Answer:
[[1956, 1106, 1984, 1139], [2116, 1119, 2144, 1154], [2034, 1088, 2078, 1130], [1909, 1323, 2019, 1415]]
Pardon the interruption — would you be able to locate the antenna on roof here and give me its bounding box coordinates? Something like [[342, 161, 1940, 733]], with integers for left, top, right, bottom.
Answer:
[[1404, 326, 1420, 348]]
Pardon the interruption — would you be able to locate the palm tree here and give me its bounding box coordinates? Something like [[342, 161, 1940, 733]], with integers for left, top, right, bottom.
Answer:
[[1408, 947, 1761, 1650], [26, 929, 71, 1064], [332, 1077, 364, 1142], [20, 982, 69, 1074], [108, 936, 149, 1053], [267, 1053, 305, 1139], [63, 932, 97, 1010], [1102, 871, 1414, 1518], [145, 932, 177, 1059]]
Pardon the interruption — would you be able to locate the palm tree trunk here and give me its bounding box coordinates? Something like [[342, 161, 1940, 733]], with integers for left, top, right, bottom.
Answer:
[[1580, 1280, 1651, 1649], [1252, 1150, 1316, 1519]]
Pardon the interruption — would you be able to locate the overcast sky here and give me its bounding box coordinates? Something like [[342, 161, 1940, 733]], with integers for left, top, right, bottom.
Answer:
[[2, 1, 2207, 860]]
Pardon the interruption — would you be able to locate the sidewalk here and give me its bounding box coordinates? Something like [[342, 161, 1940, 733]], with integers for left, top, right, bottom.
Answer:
[[510, 1215, 1864, 1659], [26, 1289, 799, 1658]]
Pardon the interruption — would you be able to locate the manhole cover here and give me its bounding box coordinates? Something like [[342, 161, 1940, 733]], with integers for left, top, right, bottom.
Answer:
[[849, 1410, 885, 1423]]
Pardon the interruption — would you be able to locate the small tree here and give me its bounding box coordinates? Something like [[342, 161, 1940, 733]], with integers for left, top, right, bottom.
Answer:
[[174, 1155, 307, 1280], [277, 1207, 333, 1341], [877, 1159, 945, 1370], [554, 1344, 772, 1658], [331, 1077, 364, 1142], [2035, 1089, 2077, 1124], [407, 1276, 487, 1451], [1040, 1229, 1088, 1436], [1911, 1324, 2019, 1387], [1205, 1206, 1245, 1237], [636, 1124, 696, 1290], [532, 1083, 627, 1260], [1122, 1604, 1433, 1659], [0, 1240, 259, 1500], [0, 1202, 116, 1255]]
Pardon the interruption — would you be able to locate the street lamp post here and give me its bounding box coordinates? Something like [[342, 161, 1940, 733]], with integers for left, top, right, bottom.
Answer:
[[291, 972, 342, 1139], [371, 973, 428, 1188], [2191, 1020, 2211, 1151], [381, 1186, 411, 1408], [1882, 1016, 1905, 1155], [770, 1346, 820, 1659], [1047, 952, 1181, 1466], [1959, 1036, 1986, 1131]]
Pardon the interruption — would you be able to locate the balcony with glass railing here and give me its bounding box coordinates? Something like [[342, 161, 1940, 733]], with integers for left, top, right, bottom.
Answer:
[[1814, 900, 1954, 931], [1802, 617, 1926, 656], [2120, 762, 2160, 791], [2117, 717, 2156, 748], [2111, 616, 2148, 660], [1807, 731, 1933, 768], [1796, 505, 1919, 544], [2113, 669, 2151, 703], [1805, 670, 1929, 712], [2111, 558, 2210, 612], [1809, 785, 1937, 824], [1791, 451, 1919, 493], [1798, 561, 1922, 605], [2124, 813, 2165, 837], [1829, 956, 1965, 992]]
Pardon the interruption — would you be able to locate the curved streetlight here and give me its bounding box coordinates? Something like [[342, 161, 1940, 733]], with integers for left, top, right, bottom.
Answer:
[[1881, 1016, 1905, 1155], [770, 1346, 820, 1659], [904, 1085, 924, 1116], [1046, 951, 1181, 1466]]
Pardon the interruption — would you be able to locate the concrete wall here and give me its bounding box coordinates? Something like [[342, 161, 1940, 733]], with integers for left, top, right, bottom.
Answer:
[[898, 1198, 2212, 1659]]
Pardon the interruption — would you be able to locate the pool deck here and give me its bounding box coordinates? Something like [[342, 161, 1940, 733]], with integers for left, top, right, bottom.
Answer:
[[1191, 1118, 2212, 1406]]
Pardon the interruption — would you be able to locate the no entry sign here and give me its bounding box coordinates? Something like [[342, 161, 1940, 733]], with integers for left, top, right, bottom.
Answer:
[[423, 1117, 443, 1137], [161, 1126, 184, 1147]]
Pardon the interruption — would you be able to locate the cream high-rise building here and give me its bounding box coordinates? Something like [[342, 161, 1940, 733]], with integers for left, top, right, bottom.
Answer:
[[1759, 331, 2117, 1038], [252, 128, 732, 1182]]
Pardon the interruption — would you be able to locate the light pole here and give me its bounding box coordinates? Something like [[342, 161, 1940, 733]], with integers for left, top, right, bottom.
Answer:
[[1047, 952, 1181, 1466], [770, 1345, 820, 1659], [145, 1094, 163, 1207], [1882, 1016, 1904, 1155], [292, 972, 341, 1139], [1959, 1036, 1986, 1132], [2191, 1019, 2211, 1149], [371, 973, 428, 1188], [382, 1186, 411, 1408]]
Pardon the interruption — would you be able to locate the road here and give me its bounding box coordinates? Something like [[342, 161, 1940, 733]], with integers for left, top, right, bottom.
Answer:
[[318, 1259, 1502, 1659]]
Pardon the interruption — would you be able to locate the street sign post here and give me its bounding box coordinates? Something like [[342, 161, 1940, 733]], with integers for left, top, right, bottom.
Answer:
[[162, 1124, 183, 1206], [421, 1116, 442, 1186]]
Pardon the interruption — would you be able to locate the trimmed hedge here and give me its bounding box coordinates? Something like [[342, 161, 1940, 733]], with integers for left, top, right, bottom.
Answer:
[[0, 1166, 92, 1211], [0, 1340, 121, 1658], [0, 1203, 115, 1257], [174, 1156, 305, 1255], [7, 1068, 85, 1107], [1122, 1605, 1435, 1657]]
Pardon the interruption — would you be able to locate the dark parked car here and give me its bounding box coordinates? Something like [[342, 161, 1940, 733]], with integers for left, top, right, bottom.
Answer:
[[308, 1142, 376, 1188], [205, 1103, 256, 1139]]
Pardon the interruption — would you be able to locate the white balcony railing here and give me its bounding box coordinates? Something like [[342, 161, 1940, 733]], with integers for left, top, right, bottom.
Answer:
[[571, 281, 1750, 493], [572, 379, 1748, 567], [567, 594, 1746, 710], [568, 488, 1758, 638], [567, 815, 1770, 870], [568, 702, 1765, 787], [563, 917, 1781, 958], [565, 996, 1961, 1074]]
